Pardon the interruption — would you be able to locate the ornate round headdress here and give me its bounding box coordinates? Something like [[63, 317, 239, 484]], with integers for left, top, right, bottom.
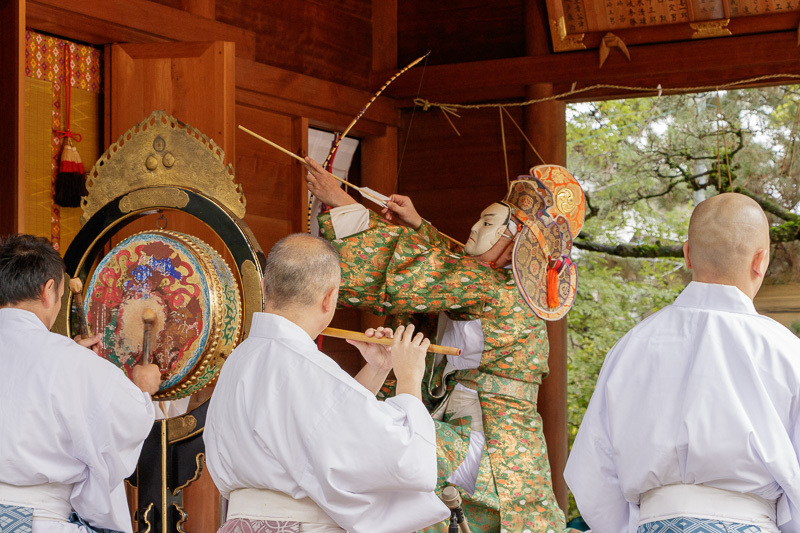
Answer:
[[530, 164, 586, 238], [504, 165, 585, 321]]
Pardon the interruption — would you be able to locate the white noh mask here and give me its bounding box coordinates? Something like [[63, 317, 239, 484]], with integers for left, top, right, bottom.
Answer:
[[463, 202, 513, 256]]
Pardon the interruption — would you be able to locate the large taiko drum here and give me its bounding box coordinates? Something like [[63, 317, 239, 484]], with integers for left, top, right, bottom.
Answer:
[[84, 230, 242, 400]]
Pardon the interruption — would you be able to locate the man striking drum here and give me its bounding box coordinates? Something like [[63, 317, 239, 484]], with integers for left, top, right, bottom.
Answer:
[[0, 233, 161, 533]]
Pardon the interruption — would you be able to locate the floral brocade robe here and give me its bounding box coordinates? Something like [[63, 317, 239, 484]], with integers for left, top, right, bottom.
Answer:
[[319, 212, 571, 533]]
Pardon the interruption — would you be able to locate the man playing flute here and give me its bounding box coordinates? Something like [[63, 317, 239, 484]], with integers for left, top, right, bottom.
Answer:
[[204, 233, 449, 533]]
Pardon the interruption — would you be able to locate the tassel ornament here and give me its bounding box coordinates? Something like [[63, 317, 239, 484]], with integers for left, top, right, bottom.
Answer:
[[54, 44, 86, 208], [547, 258, 563, 309]]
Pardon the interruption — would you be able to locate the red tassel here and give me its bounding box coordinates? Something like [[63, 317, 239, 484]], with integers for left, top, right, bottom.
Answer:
[[547, 260, 561, 309], [54, 45, 86, 208], [54, 140, 87, 208]]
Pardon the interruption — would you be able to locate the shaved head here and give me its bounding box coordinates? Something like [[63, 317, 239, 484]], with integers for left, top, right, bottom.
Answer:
[[686, 193, 770, 293], [263, 233, 341, 311]]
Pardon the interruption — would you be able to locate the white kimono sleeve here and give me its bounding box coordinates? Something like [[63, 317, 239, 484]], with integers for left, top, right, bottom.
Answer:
[[565, 346, 633, 533], [261, 386, 446, 533], [65, 358, 155, 532]]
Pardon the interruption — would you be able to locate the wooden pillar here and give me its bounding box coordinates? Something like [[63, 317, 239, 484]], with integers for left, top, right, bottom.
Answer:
[[0, 0, 24, 235], [525, 80, 570, 513]]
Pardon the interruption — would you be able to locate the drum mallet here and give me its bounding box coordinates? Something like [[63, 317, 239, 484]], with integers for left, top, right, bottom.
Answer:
[[141, 309, 157, 365], [442, 486, 471, 533], [68, 278, 90, 339]]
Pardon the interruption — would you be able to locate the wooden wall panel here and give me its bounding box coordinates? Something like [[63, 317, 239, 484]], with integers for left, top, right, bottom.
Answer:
[[1, 0, 24, 236], [217, 0, 372, 89], [235, 58, 394, 137], [397, 107, 525, 239], [149, 0, 215, 18], [27, 0, 255, 60], [234, 104, 306, 251], [398, 0, 525, 66], [106, 41, 236, 258], [109, 42, 235, 150]]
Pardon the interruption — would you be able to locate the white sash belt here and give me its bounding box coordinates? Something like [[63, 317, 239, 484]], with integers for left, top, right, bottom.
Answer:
[[639, 484, 779, 532], [227, 488, 341, 529], [0, 481, 73, 521]]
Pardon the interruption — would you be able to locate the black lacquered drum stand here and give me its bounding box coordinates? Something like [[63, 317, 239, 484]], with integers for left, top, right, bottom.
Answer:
[[133, 400, 210, 532], [61, 188, 264, 533]]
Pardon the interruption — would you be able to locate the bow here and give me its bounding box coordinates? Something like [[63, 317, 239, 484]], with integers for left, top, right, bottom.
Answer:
[[323, 51, 430, 169]]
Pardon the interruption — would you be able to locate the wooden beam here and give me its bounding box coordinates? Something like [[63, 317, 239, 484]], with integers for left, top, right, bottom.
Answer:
[[26, 0, 255, 60], [1, 0, 24, 235], [384, 31, 800, 102], [235, 58, 396, 135]]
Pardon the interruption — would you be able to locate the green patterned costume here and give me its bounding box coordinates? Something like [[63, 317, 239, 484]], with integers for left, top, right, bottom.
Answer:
[[320, 211, 572, 533]]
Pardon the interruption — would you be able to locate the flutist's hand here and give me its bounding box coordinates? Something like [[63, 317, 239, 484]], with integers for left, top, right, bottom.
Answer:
[[132, 363, 162, 396], [304, 157, 358, 208], [348, 327, 394, 372], [351, 327, 394, 395], [74, 333, 102, 355], [391, 324, 429, 402]]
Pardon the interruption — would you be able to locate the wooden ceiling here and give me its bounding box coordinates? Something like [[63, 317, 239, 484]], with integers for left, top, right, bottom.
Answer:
[[25, 0, 800, 107], [386, 0, 800, 103]]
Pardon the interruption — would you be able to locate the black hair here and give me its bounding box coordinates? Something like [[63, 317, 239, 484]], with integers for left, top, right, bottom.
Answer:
[[0, 234, 65, 306]]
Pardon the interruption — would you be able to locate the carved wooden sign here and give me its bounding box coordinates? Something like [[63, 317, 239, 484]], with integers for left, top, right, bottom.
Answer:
[[546, 0, 800, 52]]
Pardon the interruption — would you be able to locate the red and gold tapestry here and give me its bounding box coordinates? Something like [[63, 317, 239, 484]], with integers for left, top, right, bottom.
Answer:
[[24, 30, 102, 253]]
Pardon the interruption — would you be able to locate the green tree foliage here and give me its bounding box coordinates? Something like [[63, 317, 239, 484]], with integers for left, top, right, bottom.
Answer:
[[564, 86, 800, 519]]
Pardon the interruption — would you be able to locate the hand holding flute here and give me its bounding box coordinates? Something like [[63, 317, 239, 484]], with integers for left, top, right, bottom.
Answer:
[[347, 324, 431, 402]]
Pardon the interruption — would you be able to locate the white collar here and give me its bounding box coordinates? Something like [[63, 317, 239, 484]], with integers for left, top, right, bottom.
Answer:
[[673, 281, 757, 316], [248, 312, 318, 349], [0, 307, 50, 331]]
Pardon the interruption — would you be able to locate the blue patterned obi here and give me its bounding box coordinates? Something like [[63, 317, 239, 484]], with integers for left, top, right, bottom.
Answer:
[[0, 504, 121, 533], [639, 517, 766, 533], [0, 504, 33, 532]]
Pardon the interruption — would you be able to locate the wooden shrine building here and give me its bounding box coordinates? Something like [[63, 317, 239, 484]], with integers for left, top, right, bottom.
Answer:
[[2, 0, 800, 530]]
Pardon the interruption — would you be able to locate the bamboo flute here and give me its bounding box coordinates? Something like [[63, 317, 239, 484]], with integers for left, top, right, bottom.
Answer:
[[322, 327, 461, 356]]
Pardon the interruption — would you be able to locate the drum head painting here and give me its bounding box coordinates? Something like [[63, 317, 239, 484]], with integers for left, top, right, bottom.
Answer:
[[85, 230, 242, 400]]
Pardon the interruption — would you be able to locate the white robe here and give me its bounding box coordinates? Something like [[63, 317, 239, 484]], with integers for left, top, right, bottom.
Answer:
[[565, 282, 800, 533], [203, 312, 449, 533], [0, 308, 155, 533]]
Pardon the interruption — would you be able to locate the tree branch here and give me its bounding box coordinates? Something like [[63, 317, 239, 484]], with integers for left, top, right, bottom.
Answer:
[[733, 187, 800, 222], [574, 239, 684, 258], [770, 219, 800, 242]]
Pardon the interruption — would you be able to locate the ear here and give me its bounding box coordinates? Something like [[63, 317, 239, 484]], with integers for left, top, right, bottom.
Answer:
[[752, 248, 769, 278], [40, 278, 56, 304], [321, 286, 338, 315], [682, 241, 692, 270]]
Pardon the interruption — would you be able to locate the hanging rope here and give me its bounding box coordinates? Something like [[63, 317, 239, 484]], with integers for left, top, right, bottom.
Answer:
[[501, 107, 546, 165], [439, 106, 461, 136], [499, 107, 510, 187], [714, 90, 733, 191], [55, 45, 81, 143], [397, 53, 430, 183], [780, 97, 800, 179], [413, 74, 800, 113]]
